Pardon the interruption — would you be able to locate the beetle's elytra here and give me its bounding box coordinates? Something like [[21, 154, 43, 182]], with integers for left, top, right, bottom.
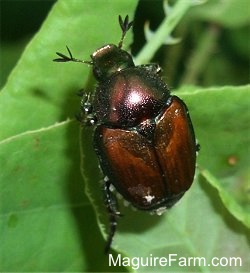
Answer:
[[54, 15, 198, 253]]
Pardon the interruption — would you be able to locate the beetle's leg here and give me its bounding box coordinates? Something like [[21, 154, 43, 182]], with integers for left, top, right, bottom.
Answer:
[[196, 142, 201, 152], [76, 91, 97, 126], [139, 63, 162, 75], [76, 88, 85, 97], [103, 177, 121, 254]]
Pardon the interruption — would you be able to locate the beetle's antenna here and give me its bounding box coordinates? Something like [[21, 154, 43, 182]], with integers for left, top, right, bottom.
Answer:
[[53, 46, 93, 65], [118, 15, 133, 49]]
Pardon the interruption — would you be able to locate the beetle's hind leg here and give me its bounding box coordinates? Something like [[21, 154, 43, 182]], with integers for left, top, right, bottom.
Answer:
[[103, 177, 122, 254]]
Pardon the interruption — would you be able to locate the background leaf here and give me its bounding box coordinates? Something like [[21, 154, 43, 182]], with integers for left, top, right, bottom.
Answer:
[[181, 86, 250, 227]]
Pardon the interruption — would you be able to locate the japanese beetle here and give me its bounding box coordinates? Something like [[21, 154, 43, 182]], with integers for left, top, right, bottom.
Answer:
[[54, 15, 198, 253]]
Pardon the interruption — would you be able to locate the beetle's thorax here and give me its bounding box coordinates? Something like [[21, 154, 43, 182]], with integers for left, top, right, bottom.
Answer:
[[94, 67, 170, 128]]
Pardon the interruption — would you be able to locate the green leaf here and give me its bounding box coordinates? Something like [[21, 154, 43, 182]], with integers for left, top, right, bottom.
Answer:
[[201, 169, 250, 228], [0, 121, 100, 271], [0, 0, 136, 271], [181, 85, 250, 225]]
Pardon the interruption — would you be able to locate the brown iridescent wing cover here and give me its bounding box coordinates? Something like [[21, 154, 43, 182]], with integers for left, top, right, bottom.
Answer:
[[94, 96, 196, 210]]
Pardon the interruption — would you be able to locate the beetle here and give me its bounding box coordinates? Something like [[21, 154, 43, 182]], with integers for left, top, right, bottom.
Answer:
[[54, 15, 198, 253]]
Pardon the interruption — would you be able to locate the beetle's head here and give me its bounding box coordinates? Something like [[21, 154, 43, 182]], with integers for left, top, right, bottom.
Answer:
[[53, 16, 134, 83], [91, 44, 134, 81]]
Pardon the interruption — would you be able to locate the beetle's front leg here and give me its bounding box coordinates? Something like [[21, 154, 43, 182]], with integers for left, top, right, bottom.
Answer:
[[103, 177, 122, 254], [76, 90, 97, 126], [139, 63, 162, 74]]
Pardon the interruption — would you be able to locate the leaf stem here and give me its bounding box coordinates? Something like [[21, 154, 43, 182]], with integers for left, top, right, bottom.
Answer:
[[134, 0, 192, 64]]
